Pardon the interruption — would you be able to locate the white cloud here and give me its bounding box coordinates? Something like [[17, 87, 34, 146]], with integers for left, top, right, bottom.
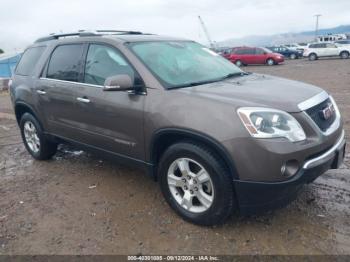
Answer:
[[0, 0, 349, 52]]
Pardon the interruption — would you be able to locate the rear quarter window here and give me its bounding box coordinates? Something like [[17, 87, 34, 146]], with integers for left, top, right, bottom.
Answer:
[[15, 46, 46, 76]]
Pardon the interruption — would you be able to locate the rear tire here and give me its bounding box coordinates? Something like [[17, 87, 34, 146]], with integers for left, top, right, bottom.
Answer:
[[266, 58, 275, 66], [158, 142, 236, 226], [235, 60, 242, 67], [290, 53, 296, 60], [309, 53, 317, 61], [340, 51, 349, 59], [20, 113, 57, 160]]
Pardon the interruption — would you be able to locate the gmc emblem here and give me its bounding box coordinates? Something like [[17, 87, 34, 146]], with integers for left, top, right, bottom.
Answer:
[[320, 103, 335, 120]]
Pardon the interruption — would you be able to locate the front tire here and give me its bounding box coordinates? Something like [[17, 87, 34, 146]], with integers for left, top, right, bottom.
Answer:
[[266, 58, 275, 66], [309, 53, 317, 61], [20, 113, 57, 160], [340, 51, 349, 59], [235, 60, 243, 67], [290, 53, 296, 59], [158, 142, 236, 226]]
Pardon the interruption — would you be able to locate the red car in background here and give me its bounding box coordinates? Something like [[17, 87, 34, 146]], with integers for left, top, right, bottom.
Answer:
[[221, 46, 284, 66]]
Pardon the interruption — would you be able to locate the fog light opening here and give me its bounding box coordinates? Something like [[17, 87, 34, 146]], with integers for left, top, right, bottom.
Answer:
[[281, 160, 299, 177]]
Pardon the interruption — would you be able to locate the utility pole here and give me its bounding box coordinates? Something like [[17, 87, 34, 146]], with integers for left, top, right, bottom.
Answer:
[[198, 16, 215, 49], [314, 14, 322, 41]]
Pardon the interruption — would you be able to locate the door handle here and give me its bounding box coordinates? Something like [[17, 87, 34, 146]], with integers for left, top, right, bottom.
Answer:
[[36, 90, 46, 95], [77, 97, 90, 103]]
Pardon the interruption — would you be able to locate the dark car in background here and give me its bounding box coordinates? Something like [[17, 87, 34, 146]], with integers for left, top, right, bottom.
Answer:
[[266, 46, 303, 59], [222, 46, 284, 66]]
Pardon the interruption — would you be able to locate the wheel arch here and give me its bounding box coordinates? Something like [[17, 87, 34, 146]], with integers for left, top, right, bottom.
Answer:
[[150, 128, 239, 180], [14, 102, 42, 127], [309, 52, 317, 58], [266, 57, 275, 64]]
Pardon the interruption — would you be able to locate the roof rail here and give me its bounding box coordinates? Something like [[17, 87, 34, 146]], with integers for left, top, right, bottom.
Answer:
[[34, 30, 144, 43]]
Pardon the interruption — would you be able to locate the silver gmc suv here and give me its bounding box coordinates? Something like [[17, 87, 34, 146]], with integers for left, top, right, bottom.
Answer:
[[10, 30, 346, 225]]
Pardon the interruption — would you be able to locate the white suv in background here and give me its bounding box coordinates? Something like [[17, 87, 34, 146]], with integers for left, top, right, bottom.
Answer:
[[303, 43, 350, 61]]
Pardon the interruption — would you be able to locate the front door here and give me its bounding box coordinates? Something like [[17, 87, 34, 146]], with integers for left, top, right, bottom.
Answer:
[[72, 43, 145, 160]]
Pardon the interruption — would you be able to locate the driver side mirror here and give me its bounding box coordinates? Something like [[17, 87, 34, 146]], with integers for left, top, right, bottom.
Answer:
[[103, 74, 133, 91]]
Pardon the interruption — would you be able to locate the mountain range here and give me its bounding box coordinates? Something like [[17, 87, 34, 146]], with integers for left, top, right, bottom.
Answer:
[[218, 25, 350, 47]]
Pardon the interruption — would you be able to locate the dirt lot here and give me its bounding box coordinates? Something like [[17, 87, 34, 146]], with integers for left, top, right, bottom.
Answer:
[[0, 58, 350, 255]]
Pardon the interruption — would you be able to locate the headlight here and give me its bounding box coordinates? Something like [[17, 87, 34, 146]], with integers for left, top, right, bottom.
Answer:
[[237, 107, 306, 142]]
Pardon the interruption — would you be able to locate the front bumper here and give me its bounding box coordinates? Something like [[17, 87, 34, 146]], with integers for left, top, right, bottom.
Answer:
[[234, 130, 346, 214], [275, 57, 284, 63]]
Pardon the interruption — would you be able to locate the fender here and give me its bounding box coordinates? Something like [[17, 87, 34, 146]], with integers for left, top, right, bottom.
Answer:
[[149, 127, 239, 180], [14, 101, 44, 128]]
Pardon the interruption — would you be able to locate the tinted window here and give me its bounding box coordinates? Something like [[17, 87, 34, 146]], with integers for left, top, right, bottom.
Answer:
[[47, 44, 83, 82], [255, 48, 265, 54], [326, 43, 337, 48], [84, 44, 135, 86], [16, 46, 46, 76], [246, 48, 256, 55], [310, 44, 323, 48], [233, 48, 247, 54]]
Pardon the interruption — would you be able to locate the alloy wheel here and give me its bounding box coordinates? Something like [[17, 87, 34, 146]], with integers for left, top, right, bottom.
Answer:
[[267, 59, 274, 66], [341, 52, 349, 59], [167, 158, 214, 213], [23, 121, 40, 153]]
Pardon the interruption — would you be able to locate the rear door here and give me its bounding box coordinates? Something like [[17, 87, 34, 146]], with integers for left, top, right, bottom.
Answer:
[[37, 44, 85, 138], [71, 43, 145, 159]]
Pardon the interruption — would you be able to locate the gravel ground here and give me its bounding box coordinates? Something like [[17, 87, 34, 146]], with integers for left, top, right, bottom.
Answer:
[[0, 58, 349, 255]]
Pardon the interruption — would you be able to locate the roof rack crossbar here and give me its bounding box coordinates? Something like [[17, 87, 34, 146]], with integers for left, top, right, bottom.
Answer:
[[34, 30, 144, 43], [95, 30, 143, 34]]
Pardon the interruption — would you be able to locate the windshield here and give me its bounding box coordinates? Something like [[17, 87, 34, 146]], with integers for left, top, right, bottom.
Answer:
[[128, 41, 243, 88], [261, 47, 273, 53]]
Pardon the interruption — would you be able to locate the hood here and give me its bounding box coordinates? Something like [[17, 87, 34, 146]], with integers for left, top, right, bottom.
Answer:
[[175, 73, 325, 113]]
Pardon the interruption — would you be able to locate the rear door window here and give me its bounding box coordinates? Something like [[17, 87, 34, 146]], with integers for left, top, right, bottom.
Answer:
[[16, 46, 46, 76], [254, 48, 264, 55], [83, 44, 135, 86], [47, 44, 84, 82]]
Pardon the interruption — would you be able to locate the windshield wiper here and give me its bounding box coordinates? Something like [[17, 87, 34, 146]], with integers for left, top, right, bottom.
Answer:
[[221, 71, 249, 80], [170, 79, 220, 89], [169, 72, 250, 89]]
